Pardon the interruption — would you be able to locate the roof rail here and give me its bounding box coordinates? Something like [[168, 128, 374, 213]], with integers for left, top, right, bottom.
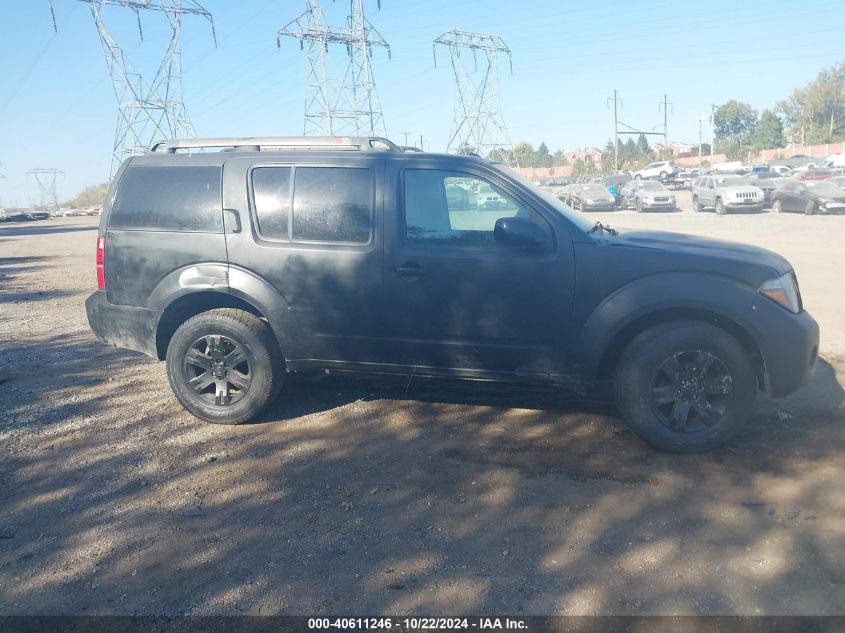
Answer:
[[147, 136, 401, 154]]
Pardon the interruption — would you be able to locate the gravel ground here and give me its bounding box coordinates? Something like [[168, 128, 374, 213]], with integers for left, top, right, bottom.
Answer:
[[0, 203, 843, 615]]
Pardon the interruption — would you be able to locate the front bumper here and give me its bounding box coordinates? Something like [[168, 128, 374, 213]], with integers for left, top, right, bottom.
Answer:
[[640, 200, 677, 210], [86, 291, 159, 359], [581, 201, 616, 211], [749, 297, 819, 397], [724, 201, 764, 212]]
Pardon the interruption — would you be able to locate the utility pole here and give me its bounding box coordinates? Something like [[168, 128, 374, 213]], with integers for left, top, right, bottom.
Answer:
[[49, 0, 216, 178], [607, 90, 622, 170], [659, 94, 672, 160], [401, 132, 410, 146], [433, 29, 515, 165], [27, 168, 64, 210], [709, 104, 718, 161], [694, 114, 704, 171], [419, 134, 424, 151]]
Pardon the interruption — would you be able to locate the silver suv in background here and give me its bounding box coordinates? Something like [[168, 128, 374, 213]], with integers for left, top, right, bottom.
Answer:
[[691, 175, 764, 214], [620, 180, 677, 212], [632, 161, 679, 181]]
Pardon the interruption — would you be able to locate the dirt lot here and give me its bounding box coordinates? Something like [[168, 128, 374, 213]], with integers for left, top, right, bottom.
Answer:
[[1, 202, 843, 615]]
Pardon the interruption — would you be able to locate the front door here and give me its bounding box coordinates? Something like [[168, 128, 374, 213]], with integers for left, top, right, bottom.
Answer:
[[381, 160, 575, 380]]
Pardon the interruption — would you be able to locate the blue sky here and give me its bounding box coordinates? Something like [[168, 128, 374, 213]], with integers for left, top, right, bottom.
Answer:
[[1, 0, 843, 205]]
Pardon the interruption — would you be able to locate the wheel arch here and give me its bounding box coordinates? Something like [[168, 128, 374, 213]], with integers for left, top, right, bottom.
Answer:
[[155, 291, 266, 360], [596, 307, 765, 383]]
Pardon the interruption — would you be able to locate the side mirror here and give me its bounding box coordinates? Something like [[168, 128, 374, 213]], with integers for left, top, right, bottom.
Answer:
[[494, 217, 546, 250]]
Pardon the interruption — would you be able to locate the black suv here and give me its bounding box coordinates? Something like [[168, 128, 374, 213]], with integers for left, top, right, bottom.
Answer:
[[86, 136, 819, 453]]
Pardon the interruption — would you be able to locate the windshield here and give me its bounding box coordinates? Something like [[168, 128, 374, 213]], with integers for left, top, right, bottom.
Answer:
[[716, 177, 749, 186], [805, 181, 844, 196], [496, 166, 594, 233]]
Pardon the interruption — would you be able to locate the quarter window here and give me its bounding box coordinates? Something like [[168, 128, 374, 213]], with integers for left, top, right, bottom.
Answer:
[[110, 165, 222, 232], [252, 167, 291, 240]]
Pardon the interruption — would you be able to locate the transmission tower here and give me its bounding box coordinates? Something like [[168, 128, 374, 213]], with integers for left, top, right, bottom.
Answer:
[[28, 169, 64, 210], [434, 29, 515, 165], [49, 0, 216, 177], [278, 1, 390, 137]]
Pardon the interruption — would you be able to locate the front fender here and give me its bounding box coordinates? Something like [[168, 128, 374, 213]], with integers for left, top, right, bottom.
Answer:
[[575, 272, 763, 378]]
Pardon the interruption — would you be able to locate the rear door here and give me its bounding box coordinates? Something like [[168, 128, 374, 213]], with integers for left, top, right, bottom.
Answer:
[[104, 159, 227, 308], [222, 155, 385, 363]]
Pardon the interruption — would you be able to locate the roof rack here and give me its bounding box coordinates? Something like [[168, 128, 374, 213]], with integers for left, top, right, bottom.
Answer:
[[147, 136, 402, 154]]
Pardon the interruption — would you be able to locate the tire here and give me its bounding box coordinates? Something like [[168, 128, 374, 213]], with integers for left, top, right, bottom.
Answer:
[[772, 199, 782, 214], [692, 196, 701, 213], [635, 198, 644, 213], [166, 309, 285, 424], [659, 171, 668, 181], [634, 174, 642, 180], [614, 321, 756, 453], [715, 198, 726, 215], [804, 201, 817, 216]]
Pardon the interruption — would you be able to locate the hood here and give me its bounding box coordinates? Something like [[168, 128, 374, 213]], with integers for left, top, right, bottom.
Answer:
[[718, 186, 761, 195], [604, 229, 792, 281]]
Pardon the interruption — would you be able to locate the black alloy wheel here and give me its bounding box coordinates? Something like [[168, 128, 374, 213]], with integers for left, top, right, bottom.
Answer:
[[649, 350, 733, 433], [183, 335, 252, 406]]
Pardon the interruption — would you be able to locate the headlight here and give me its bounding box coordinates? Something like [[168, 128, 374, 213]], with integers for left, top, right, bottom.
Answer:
[[670, 195, 676, 202], [759, 272, 801, 313]]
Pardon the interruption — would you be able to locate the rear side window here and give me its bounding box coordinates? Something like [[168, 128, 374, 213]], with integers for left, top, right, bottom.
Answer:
[[251, 166, 372, 244], [110, 165, 222, 232]]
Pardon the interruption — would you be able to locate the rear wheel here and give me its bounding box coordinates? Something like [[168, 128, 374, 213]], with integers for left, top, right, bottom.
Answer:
[[614, 322, 756, 453], [804, 201, 817, 215], [715, 198, 727, 215], [772, 199, 783, 214], [166, 309, 285, 424]]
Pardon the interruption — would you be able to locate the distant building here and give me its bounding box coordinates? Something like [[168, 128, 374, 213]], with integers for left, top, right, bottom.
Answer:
[[652, 141, 695, 155], [565, 147, 604, 164]]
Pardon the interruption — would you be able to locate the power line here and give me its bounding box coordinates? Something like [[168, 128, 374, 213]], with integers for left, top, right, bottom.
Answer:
[[433, 28, 515, 165], [278, 1, 391, 136], [49, 0, 216, 177]]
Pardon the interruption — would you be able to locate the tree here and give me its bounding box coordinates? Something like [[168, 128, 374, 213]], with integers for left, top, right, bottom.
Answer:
[[552, 149, 568, 166], [752, 110, 785, 150], [535, 142, 553, 167], [713, 100, 758, 145], [65, 183, 108, 208], [600, 139, 615, 172], [637, 133, 650, 157], [777, 62, 845, 144]]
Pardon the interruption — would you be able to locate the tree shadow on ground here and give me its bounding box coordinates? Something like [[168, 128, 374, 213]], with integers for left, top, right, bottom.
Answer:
[[1, 333, 843, 616]]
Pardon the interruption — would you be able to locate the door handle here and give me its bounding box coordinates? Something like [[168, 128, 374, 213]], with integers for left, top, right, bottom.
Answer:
[[395, 263, 428, 277], [223, 208, 241, 234]]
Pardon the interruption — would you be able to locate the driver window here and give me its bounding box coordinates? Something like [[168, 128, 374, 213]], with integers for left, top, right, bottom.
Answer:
[[404, 169, 533, 247]]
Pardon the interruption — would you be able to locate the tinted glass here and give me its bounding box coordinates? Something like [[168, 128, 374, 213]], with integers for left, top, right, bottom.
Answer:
[[110, 165, 222, 232], [405, 170, 532, 246], [292, 167, 372, 243], [252, 167, 291, 240]]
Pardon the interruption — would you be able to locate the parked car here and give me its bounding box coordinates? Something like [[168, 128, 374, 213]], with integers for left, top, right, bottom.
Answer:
[[555, 183, 580, 205], [677, 169, 700, 189], [632, 161, 678, 181], [0, 208, 30, 222], [620, 180, 677, 212], [23, 210, 51, 220], [769, 165, 794, 177], [86, 135, 819, 453], [771, 180, 845, 215], [568, 183, 616, 211], [744, 175, 794, 207], [691, 175, 764, 214], [797, 168, 840, 181]]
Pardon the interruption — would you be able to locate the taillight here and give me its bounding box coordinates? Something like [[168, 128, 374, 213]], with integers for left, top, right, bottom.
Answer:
[[96, 236, 105, 290]]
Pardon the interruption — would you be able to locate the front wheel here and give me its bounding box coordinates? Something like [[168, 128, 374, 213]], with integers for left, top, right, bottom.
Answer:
[[805, 201, 817, 216], [635, 199, 644, 213], [772, 199, 783, 214], [166, 309, 285, 424], [614, 322, 756, 453], [715, 198, 727, 215], [692, 196, 701, 212], [634, 174, 642, 180], [659, 171, 668, 181]]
